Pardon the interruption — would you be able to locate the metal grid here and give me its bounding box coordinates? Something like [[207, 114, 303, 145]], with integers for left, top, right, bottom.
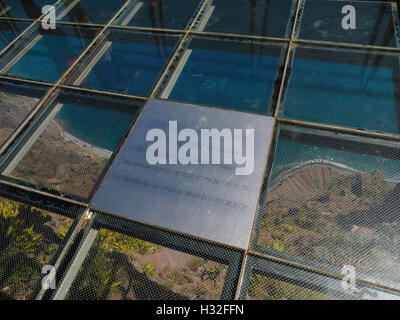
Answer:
[[0, 0, 399, 300]]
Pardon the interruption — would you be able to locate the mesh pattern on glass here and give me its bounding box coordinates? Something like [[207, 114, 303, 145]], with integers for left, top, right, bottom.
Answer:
[[0, 196, 73, 300], [65, 228, 229, 300], [253, 124, 400, 290], [246, 271, 335, 300], [156, 35, 287, 115], [280, 44, 400, 135], [241, 256, 400, 300], [2, 90, 143, 202]]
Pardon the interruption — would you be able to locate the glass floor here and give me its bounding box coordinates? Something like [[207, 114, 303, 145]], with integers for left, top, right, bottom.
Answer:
[[0, 0, 399, 300]]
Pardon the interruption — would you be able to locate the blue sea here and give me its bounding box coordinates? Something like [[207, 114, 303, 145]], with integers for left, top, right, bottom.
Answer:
[[271, 140, 400, 184], [169, 48, 279, 114], [284, 58, 399, 134], [27, 36, 398, 176], [56, 104, 134, 152], [7, 34, 93, 82]]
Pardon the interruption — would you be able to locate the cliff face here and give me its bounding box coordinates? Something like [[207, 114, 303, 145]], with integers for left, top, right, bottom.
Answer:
[[9, 120, 108, 199], [0, 92, 39, 145], [259, 164, 400, 281], [266, 164, 344, 202]]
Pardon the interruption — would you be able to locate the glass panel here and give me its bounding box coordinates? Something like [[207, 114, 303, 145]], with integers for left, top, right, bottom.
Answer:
[[66, 228, 228, 300], [0, 196, 74, 300], [200, 0, 295, 38], [66, 29, 179, 96], [161, 36, 286, 115], [247, 271, 334, 300], [115, 0, 201, 30], [0, 25, 99, 83], [0, 79, 47, 148], [298, 0, 399, 47], [2, 90, 143, 200], [255, 125, 400, 289], [0, 20, 31, 51], [281, 45, 400, 135], [241, 257, 400, 300], [57, 0, 127, 24], [92, 100, 274, 249], [0, 0, 57, 19]]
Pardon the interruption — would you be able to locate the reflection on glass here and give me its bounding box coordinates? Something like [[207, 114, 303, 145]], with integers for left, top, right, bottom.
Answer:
[[298, 0, 397, 47], [0, 80, 46, 147], [67, 30, 179, 96], [115, 0, 201, 30], [58, 0, 127, 24], [164, 37, 284, 114], [0, 0, 56, 19], [282, 45, 400, 134], [200, 0, 294, 38], [66, 229, 228, 300], [257, 126, 400, 288], [4, 91, 141, 200], [247, 272, 333, 300], [0, 196, 73, 300], [1, 25, 98, 83], [0, 20, 31, 51]]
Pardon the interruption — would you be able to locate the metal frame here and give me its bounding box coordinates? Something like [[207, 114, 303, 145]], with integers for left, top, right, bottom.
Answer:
[[0, 0, 399, 300], [250, 122, 400, 292], [238, 254, 400, 300]]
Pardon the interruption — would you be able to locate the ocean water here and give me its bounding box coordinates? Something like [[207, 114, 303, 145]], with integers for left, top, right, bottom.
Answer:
[[271, 140, 400, 183], [0, 28, 23, 51], [203, 0, 293, 38], [284, 58, 399, 134], [299, 0, 396, 47], [81, 41, 174, 96], [169, 48, 279, 114], [7, 33, 92, 82], [1, 0, 53, 19], [125, 0, 201, 29], [60, 0, 126, 24], [56, 103, 134, 152]]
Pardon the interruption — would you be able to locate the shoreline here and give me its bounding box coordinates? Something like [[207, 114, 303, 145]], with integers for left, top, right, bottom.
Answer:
[[270, 159, 400, 186], [53, 120, 113, 158]]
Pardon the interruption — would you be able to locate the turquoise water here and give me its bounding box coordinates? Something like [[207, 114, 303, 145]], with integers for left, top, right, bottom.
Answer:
[[79, 41, 174, 96], [56, 104, 134, 152], [0, 30, 16, 51], [61, 0, 126, 24], [1, 0, 54, 19], [0, 27, 24, 51], [124, 0, 201, 29], [169, 47, 279, 114], [203, 0, 293, 38], [299, 0, 396, 47], [284, 58, 399, 134], [271, 140, 400, 183], [7, 33, 93, 82]]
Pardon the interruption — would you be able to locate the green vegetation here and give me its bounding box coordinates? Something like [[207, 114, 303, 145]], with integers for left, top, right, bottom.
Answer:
[[142, 263, 155, 278], [0, 197, 72, 300], [56, 222, 71, 240], [259, 165, 400, 282], [67, 229, 227, 300]]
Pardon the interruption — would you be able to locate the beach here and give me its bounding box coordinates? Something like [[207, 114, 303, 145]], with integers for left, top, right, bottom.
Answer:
[[53, 119, 113, 158]]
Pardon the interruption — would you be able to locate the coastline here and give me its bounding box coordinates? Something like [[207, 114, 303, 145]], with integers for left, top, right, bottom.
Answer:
[[270, 159, 400, 186], [53, 120, 113, 158]]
